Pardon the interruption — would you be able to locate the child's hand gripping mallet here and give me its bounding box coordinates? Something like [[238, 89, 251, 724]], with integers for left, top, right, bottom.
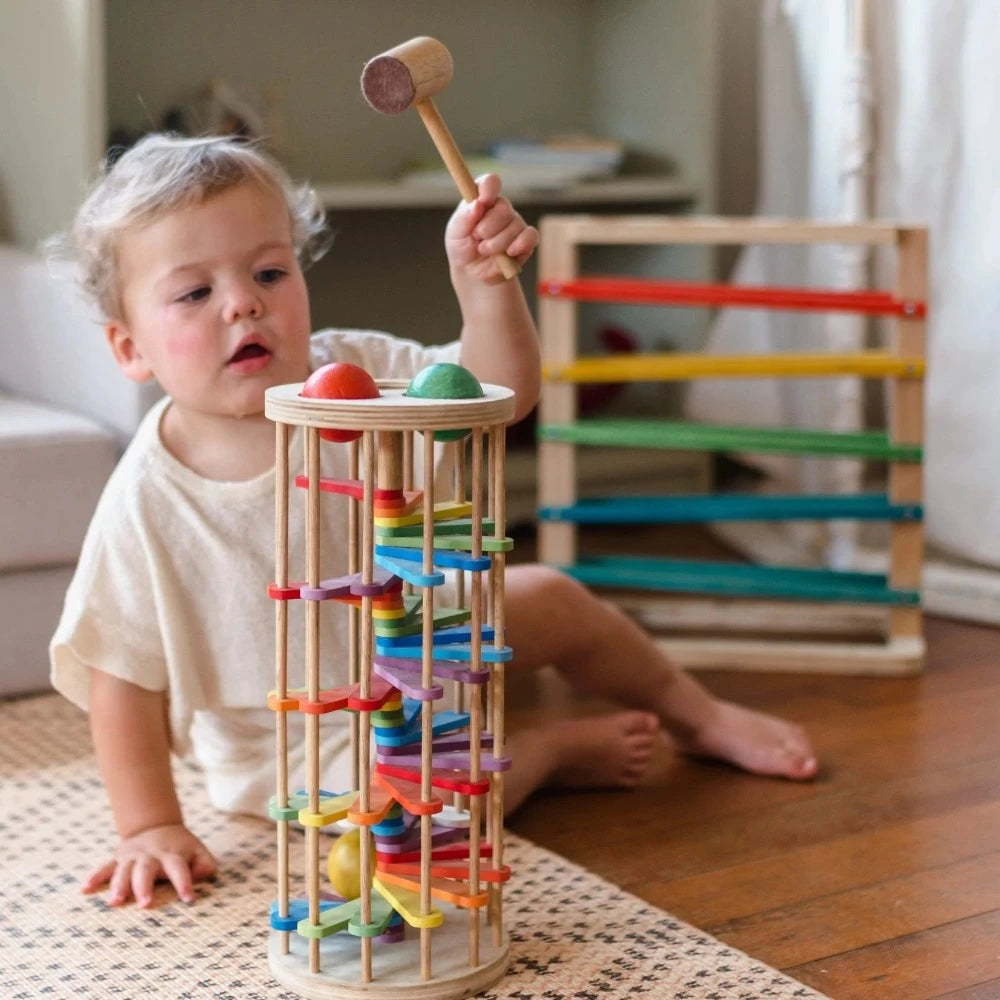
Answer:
[[360, 36, 522, 281]]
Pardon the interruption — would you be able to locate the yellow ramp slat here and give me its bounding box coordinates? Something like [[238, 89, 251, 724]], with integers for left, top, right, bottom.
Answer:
[[297, 790, 359, 828], [376, 869, 489, 909], [372, 876, 444, 929], [374, 500, 474, 529], [544, 351, 925, 384]]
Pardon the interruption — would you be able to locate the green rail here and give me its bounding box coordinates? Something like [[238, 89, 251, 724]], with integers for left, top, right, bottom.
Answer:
[[538, 419, 923, 461]]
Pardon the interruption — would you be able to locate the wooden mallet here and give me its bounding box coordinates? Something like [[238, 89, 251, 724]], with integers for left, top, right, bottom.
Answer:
[[361, 36, 521, 281]]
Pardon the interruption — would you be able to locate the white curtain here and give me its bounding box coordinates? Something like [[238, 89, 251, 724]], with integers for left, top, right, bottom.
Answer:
[[688, 0, 1000, 569]]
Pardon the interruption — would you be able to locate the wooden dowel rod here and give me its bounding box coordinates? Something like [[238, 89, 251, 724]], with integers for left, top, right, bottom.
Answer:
[[490, 424, 507, 945], [273, 421, 290, 954], [305, 427, 322, 973], [468, 427, 484, 965], [349, 439, 360, 789], [421, 429, 435, 980]]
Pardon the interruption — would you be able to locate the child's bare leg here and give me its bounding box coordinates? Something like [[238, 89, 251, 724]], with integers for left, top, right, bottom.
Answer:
[[503, 564, 818, 784], [503, 712, 662, 815]]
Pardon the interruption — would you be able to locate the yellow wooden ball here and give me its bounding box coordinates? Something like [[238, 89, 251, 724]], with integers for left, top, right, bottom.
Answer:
[[326, 828, 370, 900]]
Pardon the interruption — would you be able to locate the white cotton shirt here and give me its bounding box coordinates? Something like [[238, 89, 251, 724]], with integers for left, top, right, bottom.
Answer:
[[50, 328, 462, 817]]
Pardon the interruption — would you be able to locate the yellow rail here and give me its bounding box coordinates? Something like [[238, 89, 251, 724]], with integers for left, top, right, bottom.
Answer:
[[544, 351, 925, 383]]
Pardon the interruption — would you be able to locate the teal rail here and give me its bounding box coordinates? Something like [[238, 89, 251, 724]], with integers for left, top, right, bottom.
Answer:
[[559, 554, 920, 605], [539, 492, 923, 524]]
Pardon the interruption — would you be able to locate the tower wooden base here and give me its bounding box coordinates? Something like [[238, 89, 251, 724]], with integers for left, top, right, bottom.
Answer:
[[268, 926, 510, 1000]]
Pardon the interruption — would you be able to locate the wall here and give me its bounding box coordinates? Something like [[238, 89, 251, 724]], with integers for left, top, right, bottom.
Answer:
[[103, 0, 724, 347], [105, 0, 594, 182], [715, 0, 761, 275], [0, 0, 105, 247]]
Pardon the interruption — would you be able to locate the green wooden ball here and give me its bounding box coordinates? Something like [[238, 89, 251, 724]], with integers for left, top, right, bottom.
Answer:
[[405, 363, 484, 441]]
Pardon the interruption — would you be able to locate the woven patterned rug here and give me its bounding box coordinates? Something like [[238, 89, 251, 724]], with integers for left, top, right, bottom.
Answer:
[[0, 695, 829, 999]]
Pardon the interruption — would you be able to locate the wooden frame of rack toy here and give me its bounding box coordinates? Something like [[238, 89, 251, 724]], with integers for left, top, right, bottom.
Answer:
[[537, 216, 927, 676], [264, 376, 515, 999]]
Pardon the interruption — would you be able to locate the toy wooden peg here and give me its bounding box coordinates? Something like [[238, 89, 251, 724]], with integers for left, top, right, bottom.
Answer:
[[360, 36, 522, 282]]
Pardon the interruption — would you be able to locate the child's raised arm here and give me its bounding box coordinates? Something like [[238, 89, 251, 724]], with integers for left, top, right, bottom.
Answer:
[[84, 671, 216, 906], [445, 174, 541, 422]]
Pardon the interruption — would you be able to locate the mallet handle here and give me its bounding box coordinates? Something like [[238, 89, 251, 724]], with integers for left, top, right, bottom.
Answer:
[[415, 99, 521, 281]]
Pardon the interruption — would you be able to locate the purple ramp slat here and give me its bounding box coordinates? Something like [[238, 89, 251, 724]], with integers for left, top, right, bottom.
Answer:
[[373, 661, 444, 701], [374, 824, 467, 855], [351, 566, 400, 597], [300, 574, 354, 601], [375, 923, 406, 944], [374, 655, 489, 685]]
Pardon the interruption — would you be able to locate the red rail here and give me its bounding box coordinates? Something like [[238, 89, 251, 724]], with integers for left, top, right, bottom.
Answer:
[[538, 276, 926, 317]]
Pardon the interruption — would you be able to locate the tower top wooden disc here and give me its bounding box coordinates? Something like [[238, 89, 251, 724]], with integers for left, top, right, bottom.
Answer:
[[265, 379, 515, 433]]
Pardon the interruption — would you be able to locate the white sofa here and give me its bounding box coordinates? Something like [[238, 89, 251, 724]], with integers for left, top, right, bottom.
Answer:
[[0, 245, 159, 695]]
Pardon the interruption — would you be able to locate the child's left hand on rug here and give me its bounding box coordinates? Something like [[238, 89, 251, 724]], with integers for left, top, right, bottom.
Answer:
[[82, 822, 218, 907]]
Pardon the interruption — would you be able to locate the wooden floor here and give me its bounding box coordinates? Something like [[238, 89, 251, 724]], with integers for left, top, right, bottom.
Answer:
[[506, 531, 1000, 1000]]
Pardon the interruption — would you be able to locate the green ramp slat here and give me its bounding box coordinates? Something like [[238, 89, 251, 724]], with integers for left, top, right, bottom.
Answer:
[[560, 555, 920, 606], [539, 492, 923, 524], [376, 606, 473, 637], [375, 532, 513, 552], [376, 517, 496, 538], [539, 419, 923, 462]]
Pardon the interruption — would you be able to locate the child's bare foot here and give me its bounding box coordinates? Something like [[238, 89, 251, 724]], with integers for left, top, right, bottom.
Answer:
[[670, 699, 818, 780], [505, 711, 662, 814]]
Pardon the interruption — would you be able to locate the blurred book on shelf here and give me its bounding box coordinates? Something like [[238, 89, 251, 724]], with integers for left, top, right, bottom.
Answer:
[[400, 135, 627, 191], [490, 135, 625, 174]]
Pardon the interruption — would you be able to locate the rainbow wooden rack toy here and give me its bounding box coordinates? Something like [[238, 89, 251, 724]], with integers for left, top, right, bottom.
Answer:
[[537, 216, 928, 676], [264, 367, 514, 998]]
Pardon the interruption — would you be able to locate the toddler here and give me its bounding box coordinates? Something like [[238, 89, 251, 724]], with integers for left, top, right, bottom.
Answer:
[[50, 134, 816, 910]]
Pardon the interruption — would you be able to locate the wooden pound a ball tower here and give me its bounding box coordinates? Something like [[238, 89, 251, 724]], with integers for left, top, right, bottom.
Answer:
[[264, 366, 515, 999]]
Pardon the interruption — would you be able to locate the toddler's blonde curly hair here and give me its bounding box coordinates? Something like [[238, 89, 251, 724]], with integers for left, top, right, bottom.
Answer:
[[63, 134, 328, 318]]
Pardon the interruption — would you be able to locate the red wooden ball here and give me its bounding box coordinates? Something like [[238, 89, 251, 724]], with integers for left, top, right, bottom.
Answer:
[[300, 363, 380, 442]]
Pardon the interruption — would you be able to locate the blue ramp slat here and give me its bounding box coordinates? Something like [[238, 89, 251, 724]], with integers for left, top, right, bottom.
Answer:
[[560, 555, 920, 606], [538, 492, 923, 525], [372, 710, 471, 748], [375, 544, 492, 573], [375, 624, 496, 648], [373, 552, 445, 588], [375, 641, 513, 663]]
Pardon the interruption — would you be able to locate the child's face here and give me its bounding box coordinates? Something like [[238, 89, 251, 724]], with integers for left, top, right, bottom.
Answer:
[[106, 180, 312, 420]]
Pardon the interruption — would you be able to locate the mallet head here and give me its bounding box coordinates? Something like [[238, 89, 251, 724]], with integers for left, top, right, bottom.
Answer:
[[361, 36, 454, 114]]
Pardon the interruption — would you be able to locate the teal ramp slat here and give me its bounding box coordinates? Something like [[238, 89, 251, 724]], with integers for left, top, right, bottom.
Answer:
[[538, 492, 923, 524], [560, 555, 920, 606]]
